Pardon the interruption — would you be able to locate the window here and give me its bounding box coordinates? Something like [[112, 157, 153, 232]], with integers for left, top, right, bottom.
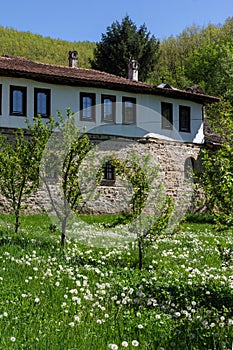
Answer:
[[104, 161, 115, 181], [101, 161, 116, 185], [10, 85, 27, 116], [161, 102, 173, 130], [34, 88, 51, 118], [122, 97, 136, 124], [184, 157, 196, 180], [0, 85, 2, 115], [179, 105, 191, 132], [80, 92, 96, 121], [101, 94, 116, 122]]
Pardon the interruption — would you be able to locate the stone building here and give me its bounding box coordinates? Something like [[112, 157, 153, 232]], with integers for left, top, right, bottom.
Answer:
[[0, 52, 220, 214]]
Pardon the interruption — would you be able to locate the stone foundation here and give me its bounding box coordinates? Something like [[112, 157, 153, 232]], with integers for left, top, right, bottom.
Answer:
[[0, 137, 202, 215]]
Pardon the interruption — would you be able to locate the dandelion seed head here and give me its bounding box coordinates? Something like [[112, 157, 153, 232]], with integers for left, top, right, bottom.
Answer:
[[132, 340, 139, 346], [122, 341, 128, 347]]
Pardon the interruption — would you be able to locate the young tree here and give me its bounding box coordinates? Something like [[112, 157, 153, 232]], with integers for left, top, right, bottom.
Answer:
[[0, 116, 55, 233], [90, 16, 160, 82], [40, 109, 92, 246], [197, 104, 233, 229], [97, 153, 174, 270]]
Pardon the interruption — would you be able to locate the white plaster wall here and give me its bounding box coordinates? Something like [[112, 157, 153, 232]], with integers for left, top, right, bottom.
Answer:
[[0, 77, 204, 143]]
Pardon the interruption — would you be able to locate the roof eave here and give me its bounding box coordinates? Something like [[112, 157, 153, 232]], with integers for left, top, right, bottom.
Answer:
[[0, 67, 220, 104]]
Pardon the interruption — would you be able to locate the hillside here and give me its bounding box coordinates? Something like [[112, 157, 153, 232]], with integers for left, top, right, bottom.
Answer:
[[0, 26, 95, 68], [0, 20, 232, 107]]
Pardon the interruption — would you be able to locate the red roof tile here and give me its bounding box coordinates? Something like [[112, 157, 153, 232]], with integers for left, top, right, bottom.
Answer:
[[0, 55, 220, 104]]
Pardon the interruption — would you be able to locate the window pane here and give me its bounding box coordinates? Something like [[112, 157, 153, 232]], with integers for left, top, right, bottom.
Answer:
[[13, 90, 23, 113], [103, 98, 113, 121], [82, 96, 92, 110], [104, 161, 115, 180], [34, 88, 50, 117], [125, 101, 133, 123], [37, 92, 47, 115], [101, 95, 116, 122], [82, 97, 92, 118], [179, 106, 190, 132], [80, 93, 95, 120], [161, 102, 173, 129], [122, 97, 136, 124], [10, 86, 26, 116]]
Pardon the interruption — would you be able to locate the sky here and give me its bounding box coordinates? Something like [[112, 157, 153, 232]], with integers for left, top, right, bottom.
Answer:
[[0, 0, 232, 43]]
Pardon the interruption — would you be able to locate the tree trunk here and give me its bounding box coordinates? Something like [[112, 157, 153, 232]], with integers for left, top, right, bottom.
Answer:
[[61, 219, 67, 247], [15, 213, 20, 234], [138, 238, 143, 270]]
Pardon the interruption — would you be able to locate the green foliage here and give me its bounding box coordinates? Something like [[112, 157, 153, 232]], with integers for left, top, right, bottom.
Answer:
[[0, 116, 55, 233], [97, 153, 174, 270], [206, 100, 233, 134], [0, 26, 95, 67], [0, 215, 233, 349], [111, 155, 152, 218], [185, 39, 233, 102], [40, 109, 92, 246], [151, 17, 233, 109], [146, 196, 175, 239], [196, 106, 233, 229], [90, 16, 160, 81]]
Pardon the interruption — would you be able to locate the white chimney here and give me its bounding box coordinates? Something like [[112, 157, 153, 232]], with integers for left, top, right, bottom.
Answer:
[[128, 59, 139, 81], [68, 50, 78, 68]]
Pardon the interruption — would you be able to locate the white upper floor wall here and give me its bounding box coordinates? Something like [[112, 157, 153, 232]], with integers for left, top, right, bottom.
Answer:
[[0, 55, 219, 144]]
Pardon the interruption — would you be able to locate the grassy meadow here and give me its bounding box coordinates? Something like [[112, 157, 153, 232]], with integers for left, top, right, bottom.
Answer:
[[0, 213, 233, 349]]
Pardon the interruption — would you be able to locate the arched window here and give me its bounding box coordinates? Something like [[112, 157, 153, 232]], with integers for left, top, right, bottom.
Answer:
[[184, 157, 196, 180]]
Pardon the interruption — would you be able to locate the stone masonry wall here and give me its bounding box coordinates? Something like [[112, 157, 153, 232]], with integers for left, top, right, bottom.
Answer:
[[0, 137, 201, 215]]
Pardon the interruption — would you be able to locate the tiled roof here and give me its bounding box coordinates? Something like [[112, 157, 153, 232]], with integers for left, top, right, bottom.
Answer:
[[0, 55, 220, 104], [0, 55, 151, 87]]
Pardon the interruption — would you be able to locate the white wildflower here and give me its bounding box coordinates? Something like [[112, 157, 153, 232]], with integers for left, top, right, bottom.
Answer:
[[122, 341, 128, 347], [132, 340, 139, 347]]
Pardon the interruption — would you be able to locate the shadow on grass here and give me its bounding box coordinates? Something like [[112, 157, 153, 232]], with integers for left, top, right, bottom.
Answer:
[[0, 229, 59, 250]]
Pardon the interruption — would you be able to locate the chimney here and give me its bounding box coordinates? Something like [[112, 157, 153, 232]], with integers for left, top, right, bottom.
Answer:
[[68, 50, 78, 68], [128, 59, 139, 81]]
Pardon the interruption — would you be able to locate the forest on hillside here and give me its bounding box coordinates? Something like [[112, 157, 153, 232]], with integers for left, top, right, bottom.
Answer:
[[0, 17, 232, 107], [0, 26, 95, 67], [152, 17, 233, 102]]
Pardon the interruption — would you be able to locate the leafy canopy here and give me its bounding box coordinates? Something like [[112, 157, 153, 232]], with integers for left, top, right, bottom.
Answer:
[[40, 109, 92, 246], [197, 103, 233, 229], [90, 16, 160, 81], [0, 116, 55, 233]]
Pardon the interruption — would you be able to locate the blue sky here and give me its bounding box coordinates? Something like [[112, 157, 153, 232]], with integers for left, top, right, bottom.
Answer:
[[0, 0, 232, 42]]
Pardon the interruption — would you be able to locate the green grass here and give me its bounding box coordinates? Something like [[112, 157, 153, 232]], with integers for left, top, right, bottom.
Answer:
[[0, 214, 233, 349]]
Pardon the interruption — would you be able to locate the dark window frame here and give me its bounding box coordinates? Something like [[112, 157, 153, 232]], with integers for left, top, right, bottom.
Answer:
[[101, 160, 116, 186], [161, 102, 173, 130], [10, 85, 27, 116], [80, 92, 96, 121], [101, 94, 116, 123], [34, 88, 51, 118], [104, 160, 115, 181], [179, 105, 191, 133], [122, 96, 136, 125], [0, 84, 2, 115]]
